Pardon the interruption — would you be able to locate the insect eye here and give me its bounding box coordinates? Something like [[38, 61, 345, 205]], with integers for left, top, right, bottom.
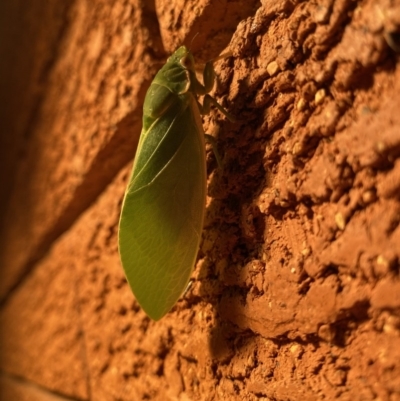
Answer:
[[180, 55, 193, 70]]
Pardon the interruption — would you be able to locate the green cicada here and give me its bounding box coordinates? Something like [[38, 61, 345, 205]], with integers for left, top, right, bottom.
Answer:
[[118, 46, 232, 320]]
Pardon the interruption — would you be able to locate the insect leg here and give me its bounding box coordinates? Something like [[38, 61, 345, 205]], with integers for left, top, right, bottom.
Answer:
[[202, 94, 235, 122], [204, 134, 222, 168], [203, 51, 233, 92]]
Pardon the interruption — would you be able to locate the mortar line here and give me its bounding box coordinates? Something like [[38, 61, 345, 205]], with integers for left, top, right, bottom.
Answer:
[[0, 370, 86, 401]]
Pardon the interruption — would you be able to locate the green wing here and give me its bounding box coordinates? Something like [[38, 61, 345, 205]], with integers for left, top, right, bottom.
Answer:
[[118, 95, 206, 320]]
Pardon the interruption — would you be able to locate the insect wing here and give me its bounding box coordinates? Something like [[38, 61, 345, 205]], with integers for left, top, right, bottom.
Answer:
[[118, 95, 206, 320]]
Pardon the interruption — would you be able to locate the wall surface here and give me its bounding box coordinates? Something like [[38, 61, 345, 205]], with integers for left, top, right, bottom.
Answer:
[[1, 0, 400, 400]]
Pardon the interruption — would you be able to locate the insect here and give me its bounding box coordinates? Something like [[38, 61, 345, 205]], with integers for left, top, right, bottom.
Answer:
[[118, 46, 232, 320]]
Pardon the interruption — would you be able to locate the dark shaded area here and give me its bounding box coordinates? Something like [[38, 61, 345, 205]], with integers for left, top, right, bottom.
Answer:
[[0, 0, 72, 231]]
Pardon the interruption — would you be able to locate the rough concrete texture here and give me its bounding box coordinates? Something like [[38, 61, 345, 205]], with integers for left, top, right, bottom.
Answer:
[[1, 0, 400, 400]]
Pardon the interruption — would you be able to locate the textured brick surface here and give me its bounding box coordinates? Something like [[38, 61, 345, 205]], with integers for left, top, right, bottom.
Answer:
[[1, 0, 400, 400], [0, 375, 70, 401], [0, 240, 89, 399], [0, 0, 161, 300]]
